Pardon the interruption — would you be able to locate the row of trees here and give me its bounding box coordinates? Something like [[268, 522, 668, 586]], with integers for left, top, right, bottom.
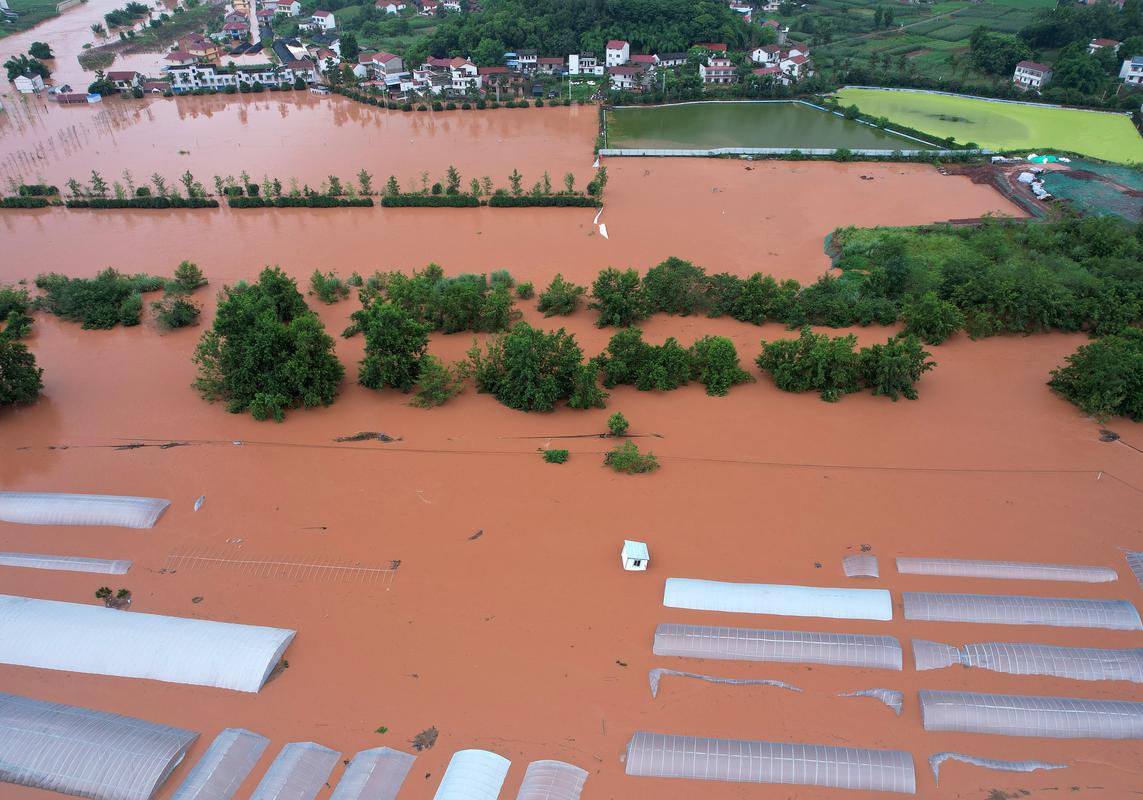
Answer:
[[34, 261, 207, 330], [66, 170, 209, 201], [381, 165, 607, 201], [1, 284, 40, 409]]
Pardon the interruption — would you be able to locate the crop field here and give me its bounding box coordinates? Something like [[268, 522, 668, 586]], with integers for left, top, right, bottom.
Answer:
[[0, 0, 61, 38], [835, 88, 1143, 163]]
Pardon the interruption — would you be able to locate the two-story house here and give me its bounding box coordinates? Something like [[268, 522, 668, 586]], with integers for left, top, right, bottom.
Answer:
[[699, 54, 737, 85], [1120, 54, 1143, 85], [1012, 60, 1052, 90], [605, 40, 629, 67]]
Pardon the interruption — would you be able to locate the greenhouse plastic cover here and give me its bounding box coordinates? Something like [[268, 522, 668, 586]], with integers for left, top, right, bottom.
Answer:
[[0, 551, 131, 574], [330, 747, 416, 800], [902, 592, 1142, 630], [624, 731, 916, 794], [913, 639, 1143, 682], [929, 752, 1066, 784], [654, 623, 903, 670], [663, 578, 893, 621], [838, 688, 903, 716], [919, 690, 1143, 739], [0, 491, 170, 528], [0, 594, 296, 692], [171, 728, 269, 800], [515, 760, 588, 800], [251, 742, 341, 800], [842, 554, 879, 578], [433, 749, 510, 800], [1126, 551, 1143, 589], [648, 668, 801, 699], [0, 691, 199, 800], [896, 557, 1116, 583]]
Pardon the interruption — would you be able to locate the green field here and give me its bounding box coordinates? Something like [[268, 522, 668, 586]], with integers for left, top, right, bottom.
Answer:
[[835, 88, 1143, 164], [0, 0, 61, 39]]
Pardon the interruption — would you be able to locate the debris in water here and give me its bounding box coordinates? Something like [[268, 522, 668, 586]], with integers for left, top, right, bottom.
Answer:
[[390, 559, 402, 570], [616, 659, 628, 667], [193, 495, 205, 512], [191, 596, 203, 604], [1099, 429, 1120, 442], [159, 442, 189, 449], [231, 440, 243, 446], [113, 443, 145, 451], [335, 431, 400, 442], [469, 529, 483, 541], [411, 727, 438, 751]]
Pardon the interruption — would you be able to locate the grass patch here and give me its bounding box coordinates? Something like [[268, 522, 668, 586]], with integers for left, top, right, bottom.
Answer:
[[0, 0, 61, 39], [834, 88, 1143, 163]]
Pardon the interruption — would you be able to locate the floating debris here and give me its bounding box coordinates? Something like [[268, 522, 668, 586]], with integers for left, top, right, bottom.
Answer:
[[649, 668, 802, 699], [411, 727, 438, 751], [468, 530, 483, 541], [334, 432, 400, 443], [839, 688, 902, 716], [194, 495, 205, 512], [929, 752, 1066, 784]]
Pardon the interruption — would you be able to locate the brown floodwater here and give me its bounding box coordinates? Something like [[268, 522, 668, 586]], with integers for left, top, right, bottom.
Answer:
[[2, 102, 1142, 800]]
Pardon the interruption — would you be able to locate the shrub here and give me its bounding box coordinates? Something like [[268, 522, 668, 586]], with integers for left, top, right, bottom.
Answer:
[[537, 273, 585, 316], [857, 334, 934, 401], [2, 310, 33, 339], [0, 337, 43, 407], [470, 322, 583, 411], [599, 328, 692, 392], [0, 285, 31, 320], [590, 267, 647, 327], [192, 267, 344, 420], [607, 411, 629, 437], [516, 282, 534, 299], [380, 194, 480, 207], [690, 335, 753, 396], [1048, 328, 1143, 421], [543, 448, 569, 463], [756, 327, 861, 402], [172, 260, 208, 292], [309, 270, 350, 304], [487, 194, 598, 207], [644, 257, 709, 316], [410, 354, 469, 408], [35, 269, 165, 329], [357, 302, 431, 392], [152, 293, 201, 329], [431, 101, 443, 111], [901, 291, 964, 345], [489, 269, 514, 290], [604, 440, 658, 474]]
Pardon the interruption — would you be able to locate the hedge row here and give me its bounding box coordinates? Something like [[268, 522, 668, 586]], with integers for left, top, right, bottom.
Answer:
[[228, 195, 374, 208], [380, 194, 481, 207], [18, 184, 59, 197], [2, 196, 53, 209], [65, 197, 219, 209], [487, 194, 600, 207]]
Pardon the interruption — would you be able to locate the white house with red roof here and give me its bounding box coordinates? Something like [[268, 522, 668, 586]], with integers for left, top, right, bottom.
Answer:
[[699, 53, 736, 84], [107, 70, 143, 91], [761, 19, 788, 44], [164, 50, 197, 66], [1012, 60, 1052, 90], [222, 20, 248, 38], [628, 53, 657, 66], [728, 3, 752, 23], [605, 39, 629, 67], [375, 0, 406, 12], [1087, 37, 1121, 55], [750, 44, 781, 64], [224, 11, 248, 24], [419, 0, 439, 13], [309, 9, 336, 30], [751, 65, 783, 83], [274, 0, 301, 14], [779, 52, 810, 81], [607, 64, 642, 90], [537, 56, 565, 74]]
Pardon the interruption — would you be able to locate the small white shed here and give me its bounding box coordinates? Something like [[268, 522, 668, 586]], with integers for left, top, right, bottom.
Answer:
[[621, 540, 649, 571], [13, 74, 45, 94]]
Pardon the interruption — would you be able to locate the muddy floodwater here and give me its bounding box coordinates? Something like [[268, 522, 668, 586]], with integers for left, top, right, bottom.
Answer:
[[606, 101, 936, 150], [2, 96, 1142, 800]]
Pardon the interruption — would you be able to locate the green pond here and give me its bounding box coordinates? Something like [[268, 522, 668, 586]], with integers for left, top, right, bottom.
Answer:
[[606, 102, 936, 151]]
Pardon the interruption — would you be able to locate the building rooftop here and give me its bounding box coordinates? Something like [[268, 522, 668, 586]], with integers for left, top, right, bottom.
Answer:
[[1016, 60, 1051, 73]]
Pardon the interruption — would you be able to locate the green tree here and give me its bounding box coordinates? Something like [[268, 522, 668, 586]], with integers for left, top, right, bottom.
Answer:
[[89, 170, 109, 198], [152, 294, 201, 329], [445, 165, 462, 194], [4, 54, 50, 81], [1048, 328, 1143, 421], [857, 334, 934, 401], [385, 175, 401, 196], [508, 169, 523, 196], [537, 273, 586, 316], [87, 69, 117, 96], [604, 440, 658, 473], [410, 355, 470, 408], [28, 42, 54, 59], [0, 337, 43, 407], [470, 322, 583, 411], [357, 302, 432, 392], [901, 291, 964, 345], [607, 411, 629, 436], [173, 260, 208, 292], [357, 169, 374, 195], [756, 327, 862, 402], [690, 335, 753, 396], [643, 257, 709, 316], [568, 360, 608, 409], [340, 33, 361, 62], [589, 267, 648, 327]]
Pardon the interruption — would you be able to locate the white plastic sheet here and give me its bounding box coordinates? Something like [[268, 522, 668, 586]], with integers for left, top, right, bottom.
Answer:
[[929, 752, 1066, 784], [625, 731, 916, 794], [515, 760, 587, 800], [331, 747, 416, 800], [0, 491, 170, 528], [913, 639, 1143, 682], [0, 594, 296, 692], [664, 578, 893, 621], [843, 554, 879, 578], [919, 690, 1143, 739], [433, 750, 510, 800], [897, 557, 1116, 583], [654, 623, 903, 670], [839, 688, 903, 715], [649, 668, 801, 698], [0, 692, 198, 800], [251, 742, 341, 800], [171, 728, 269, 800], [0, 551, 131, 574]]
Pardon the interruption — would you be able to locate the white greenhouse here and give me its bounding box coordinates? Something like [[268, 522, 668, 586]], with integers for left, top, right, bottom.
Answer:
[[663, 578, 893, 621]]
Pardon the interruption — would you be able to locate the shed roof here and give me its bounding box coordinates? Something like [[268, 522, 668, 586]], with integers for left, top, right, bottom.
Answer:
[[622, 540, 649, 560]]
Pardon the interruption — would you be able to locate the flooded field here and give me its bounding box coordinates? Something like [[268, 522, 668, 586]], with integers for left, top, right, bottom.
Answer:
[[3, 93, 1143, 800], [605, 101, 935, 150]]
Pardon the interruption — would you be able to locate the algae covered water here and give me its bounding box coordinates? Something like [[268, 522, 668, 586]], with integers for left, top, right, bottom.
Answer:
[[605, 101, 936, 150]]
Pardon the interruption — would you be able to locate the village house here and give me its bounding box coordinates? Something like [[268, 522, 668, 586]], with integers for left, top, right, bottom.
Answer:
[[445, 57, 480, 92], [780, 52, 810, 81], [260, 0, 278, 11], [762, 19, 789, 45], [607, 64, 643, 91], [750, 43, 782, 65], [419, 0, 439, 14], [536, 56, 564, 75], [1120, 54, 1143, 85], [656, 52, 688, 68], [1088, 37, 1121, 55], [177, 33, 225, 61], [55, 92, 101, 105], [605, 39, 629, 67], [375, 0, 406, 12], [256, 8, 275, 24], [1012, 60, 1052, 90], [141, 79, 170, 94], [164, 50, 198, 67], [309, 9, 336, 30], [13, 73, 45, 94], [478, 65, 522, 96], [758, 0, 780, 10], [567, 53, 602, 75], [697, 42, 727, 53], [751, 65, 784, 83], [224, 11, 248, 24], [441, 0, 461, 10], [274, 0, 301, 14], [699, 53, 737, 84], [106, 70, 143, 91], [222, 21, 248, 39], [728, 2, 752, 23], [515, 49, 537, 72], [164, 60, 317, 92], [628, 53, 657, 67]]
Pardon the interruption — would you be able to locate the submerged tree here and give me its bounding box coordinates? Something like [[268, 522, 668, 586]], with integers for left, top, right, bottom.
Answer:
[[356, 301, 431, 392], [0, 337, 43, 407]]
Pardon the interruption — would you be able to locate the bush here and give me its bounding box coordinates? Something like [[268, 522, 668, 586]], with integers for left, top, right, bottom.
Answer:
[[604, 440, 658, 474], [1049, 328, 1143, 421], [152, 293, 201, 329], [470, 322, 583, 411], [600, 327, 692, 392], [901, 291, 964, 345], [357, 302, 431, 392], [0, 285, 31, 320], [410, 354, 469, 408], [489, 269, 514, 290], [516, 282, 534, 300], [35, 269, 165, 329], [543, 448, 569, 463], [192, 267, 344, 421], [431, 101, 443, 111], [644, 257, 709, 316], [1, 196, 51, 209], [690, 335, 753, 396], [380, 194, 480, 207], [537, 273, 585, 316], [172, 260, 207, 292], [309, 270, 350, 304], [0, 337, 43, 407], [607, 411, 628, 437], [590, 268, 648, 327], [857, 334, 934, 401], [756, 327, 862, 402], [17, 183, 58, 196], [65, 197, 218, 209], [487, 194, 599, 207], [568, 360, 608, 409]]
